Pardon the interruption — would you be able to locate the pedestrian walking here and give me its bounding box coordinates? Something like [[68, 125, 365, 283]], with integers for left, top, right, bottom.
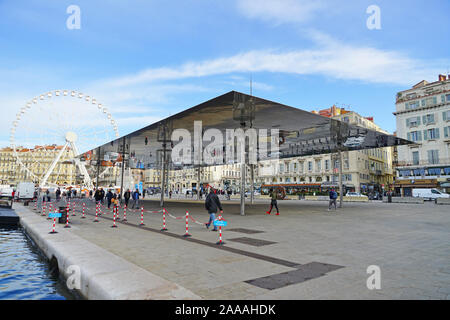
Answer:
[[266, 188, 279, 215], [106, 189, 114, 209], [328, 188, 338, 211], [124, 189, 131, 207], [205, 187, 223, 231], [55, 188, 61, 202], [131, 189, 140, 209], [100, 188, 105, 205]]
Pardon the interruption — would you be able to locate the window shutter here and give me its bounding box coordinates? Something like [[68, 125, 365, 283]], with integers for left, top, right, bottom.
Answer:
[[417, 130, 422, 141], [423, 130, 428, 140], [444, 127, 449, 138], [430, 114, 435, 123], [422, 115, 427, 125], [417, 116, 421, 125], [407, 132, 411, 141], [406, 118, 410, 127], [435, 128, 440, 139], [443, 111, 448, 121], [427, 150, 432, 163]]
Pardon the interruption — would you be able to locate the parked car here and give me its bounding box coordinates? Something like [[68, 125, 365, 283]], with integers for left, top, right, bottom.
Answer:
[[368, 192, 382, 200], [412, 188, 449, 201], [346, 192, 362, 197], [343, 136, 365, 148]]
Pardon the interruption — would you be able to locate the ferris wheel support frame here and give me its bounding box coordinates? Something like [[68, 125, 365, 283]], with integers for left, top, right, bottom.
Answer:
[[40, 142, 68, 188]]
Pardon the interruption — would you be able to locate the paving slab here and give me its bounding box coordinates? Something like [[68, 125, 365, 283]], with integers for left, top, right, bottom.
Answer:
[[18, 199, 450, 299]]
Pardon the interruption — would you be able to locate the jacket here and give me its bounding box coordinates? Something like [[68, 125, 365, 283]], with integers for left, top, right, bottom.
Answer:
[[205, 192, 223, 213]]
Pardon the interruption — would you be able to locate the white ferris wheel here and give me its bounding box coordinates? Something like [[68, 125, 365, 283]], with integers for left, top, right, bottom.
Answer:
[[10, 90, 119, 189]]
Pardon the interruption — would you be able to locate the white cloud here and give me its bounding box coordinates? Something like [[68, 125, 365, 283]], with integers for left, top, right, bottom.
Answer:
[[235, 0, 326, 24], [102, 35, 445, 88]]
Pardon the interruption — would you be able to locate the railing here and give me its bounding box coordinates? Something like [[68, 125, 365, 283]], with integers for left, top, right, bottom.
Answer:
[[395, 158, 450, 167]]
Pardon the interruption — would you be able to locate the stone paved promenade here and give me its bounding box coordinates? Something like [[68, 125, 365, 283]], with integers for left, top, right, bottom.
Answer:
[[19, 198, 450, 299]]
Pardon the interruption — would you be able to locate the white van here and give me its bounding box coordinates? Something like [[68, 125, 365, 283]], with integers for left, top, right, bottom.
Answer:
[[412, 188, 450, 200], [17, 182, 35, 200]]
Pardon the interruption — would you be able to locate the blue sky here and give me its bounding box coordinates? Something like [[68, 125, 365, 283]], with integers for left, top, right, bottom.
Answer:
[[1, 0, 449, 150]]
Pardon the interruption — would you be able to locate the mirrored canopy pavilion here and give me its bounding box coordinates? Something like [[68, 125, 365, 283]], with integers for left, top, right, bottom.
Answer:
[[78, 91, 411, 215]]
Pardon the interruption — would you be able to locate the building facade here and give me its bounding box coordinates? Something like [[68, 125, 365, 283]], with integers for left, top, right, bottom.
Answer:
[[394, 75, 450, 195], [253, 106, 394, 194], [0, 145, 77, 187]]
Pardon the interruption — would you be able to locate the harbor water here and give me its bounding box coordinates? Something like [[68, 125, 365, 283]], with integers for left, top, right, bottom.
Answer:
[[0, 226, 75, 300]]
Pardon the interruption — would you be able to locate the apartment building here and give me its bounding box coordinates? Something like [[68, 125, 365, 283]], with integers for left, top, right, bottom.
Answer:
[[0, 145, 77, 186], [394, 74, 450, 195]]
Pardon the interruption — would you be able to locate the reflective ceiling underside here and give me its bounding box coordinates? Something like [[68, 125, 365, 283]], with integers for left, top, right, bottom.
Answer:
[[81, 91, 411, 170]]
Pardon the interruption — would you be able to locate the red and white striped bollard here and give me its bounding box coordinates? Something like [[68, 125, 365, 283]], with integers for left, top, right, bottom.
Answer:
[[139, 206, 145, 226], [47, 203, 53, 220], [111, 205, 118, 228], [64, 208, 71, 228], [216, 214, 225, 245], [93, 202, 99, 222], [49, 217, 57, 234], [81, 202, 86, 219], [183, 211, 191, 237], [122, 204, 127, 222], [161, 208, 168, 231]]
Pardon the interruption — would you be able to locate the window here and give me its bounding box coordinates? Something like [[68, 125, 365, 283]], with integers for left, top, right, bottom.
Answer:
[[406, 116, 420, 127], [406, 101, 420, 110], [308, 161, 312, 171], [316, 160, 321, 171], [412, 151, 419, 165], [443, 110, 450, 121], [325, 159, 330, 171], [398, 170, 410, 177], [427, 168, 441, 176], [444, 126, 450, 138], [407, 131, 421, 142], [422, 113, 435, 125], [428, 150, 439, 164], [424, 128, 439, 140]]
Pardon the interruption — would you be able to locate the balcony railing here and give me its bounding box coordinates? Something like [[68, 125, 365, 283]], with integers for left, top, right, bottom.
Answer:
[[395, 158, 450, 167]]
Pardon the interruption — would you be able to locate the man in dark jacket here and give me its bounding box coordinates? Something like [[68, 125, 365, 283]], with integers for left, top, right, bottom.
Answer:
[[100, 188, 105, 204], [106, 189, 114, 208], [205, 188, 223, 231], [328, 188, 338, 211], [124, 189, 131, 207], [131, 189, 140, 209], [94, 189, 101, 203]]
